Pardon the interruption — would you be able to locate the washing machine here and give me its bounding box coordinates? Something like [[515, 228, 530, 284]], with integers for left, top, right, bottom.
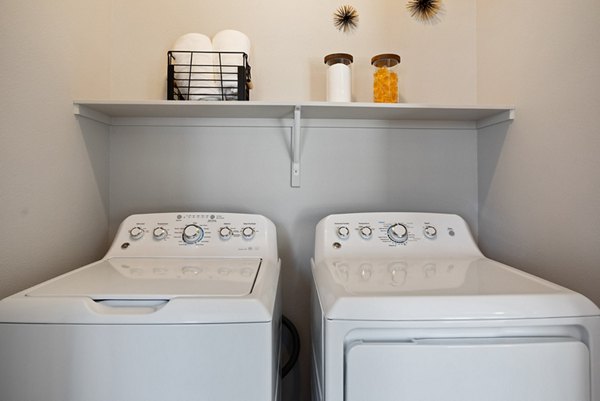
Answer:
[[311, 212, 600, 401], [0, 212, 281, 401]]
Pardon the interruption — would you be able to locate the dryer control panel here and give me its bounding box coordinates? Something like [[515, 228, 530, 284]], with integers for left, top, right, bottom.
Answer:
[[105, 212, 278, 261], [314, 212, 483, 262]]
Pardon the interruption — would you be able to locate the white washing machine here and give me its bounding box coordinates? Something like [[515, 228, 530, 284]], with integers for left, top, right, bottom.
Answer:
[[311, 212, 600, 401], [0, 212, 281, 401]]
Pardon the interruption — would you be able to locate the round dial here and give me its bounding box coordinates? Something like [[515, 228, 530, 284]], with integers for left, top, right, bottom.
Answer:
[[387, 223, 408, 243], [423, 225, 437, 239], [241, 226, 255, 240], [219, 226, 233, 240], [182, 224, 204, 244], [152, 227, 168, 240], [129, 226, 144, 240], [337, 226, 350, 239], [358, 226, 373, 239]]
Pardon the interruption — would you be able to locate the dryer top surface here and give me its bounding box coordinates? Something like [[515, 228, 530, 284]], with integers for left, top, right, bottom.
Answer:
[[313, 257, 600, 320]]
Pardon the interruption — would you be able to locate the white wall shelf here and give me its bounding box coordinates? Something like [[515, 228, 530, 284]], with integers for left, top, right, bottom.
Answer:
[[73, 100, 515, 187]]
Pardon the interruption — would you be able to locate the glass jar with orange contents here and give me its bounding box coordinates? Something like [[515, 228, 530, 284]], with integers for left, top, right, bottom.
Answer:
[[371, 53, 401, 103]]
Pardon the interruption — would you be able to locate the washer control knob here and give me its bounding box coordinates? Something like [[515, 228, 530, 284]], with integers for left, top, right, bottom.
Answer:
[[129, 226, 144, 240], [387, 223, 408, 243], [424, 225, 437, 239], [182, 224, 204, 244], [241, 226, 256, 240], [337, 226, 350, 240], [152, 227, 168, 240], [219, 226, 233, 240], [359, 226, 373, 239]]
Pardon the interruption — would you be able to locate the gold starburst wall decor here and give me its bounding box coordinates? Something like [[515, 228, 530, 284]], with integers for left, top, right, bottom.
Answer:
[[406, 0, 442, 23], [333, 5, 359, 33]]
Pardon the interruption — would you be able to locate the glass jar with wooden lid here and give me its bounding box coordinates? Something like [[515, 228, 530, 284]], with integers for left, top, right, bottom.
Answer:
[[371, 53, 401, 103]]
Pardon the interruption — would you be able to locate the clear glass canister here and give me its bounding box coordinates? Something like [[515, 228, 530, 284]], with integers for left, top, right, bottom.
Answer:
[[324, 53, 353, 102], [371, 53, 401, 103]]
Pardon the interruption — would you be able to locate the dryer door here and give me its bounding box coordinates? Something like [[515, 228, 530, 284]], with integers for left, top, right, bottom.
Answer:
[[345, 337, 590, 401]]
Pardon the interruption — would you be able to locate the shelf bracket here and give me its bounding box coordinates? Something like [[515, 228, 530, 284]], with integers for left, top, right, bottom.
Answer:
[[291, 105, 301, 187]]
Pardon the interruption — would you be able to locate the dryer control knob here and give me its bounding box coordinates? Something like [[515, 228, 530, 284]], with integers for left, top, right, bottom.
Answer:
[[387, 223, 408, 243], [359, 226, 373, 239], [337, 226, 350, 240], [241, 226, 256, 240], [129, 226, 144, 240], [219, 226, 233, 240], [423, 225, 437, 239], [182, 224, 204, 244], [153, 227, 168, 240]]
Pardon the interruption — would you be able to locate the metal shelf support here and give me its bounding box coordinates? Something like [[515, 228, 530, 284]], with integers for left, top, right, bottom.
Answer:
[[291, 105, 302, 188]]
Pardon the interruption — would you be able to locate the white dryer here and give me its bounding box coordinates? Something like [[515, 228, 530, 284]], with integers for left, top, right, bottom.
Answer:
[[311, 212, 600, 401], [0, 212, 281, 401]]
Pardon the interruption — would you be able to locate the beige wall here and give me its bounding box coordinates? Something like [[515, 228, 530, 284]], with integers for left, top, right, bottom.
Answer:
[[109, 0, 477, 103], [0, 0, 111, 298], [477, 0, 600, 305]]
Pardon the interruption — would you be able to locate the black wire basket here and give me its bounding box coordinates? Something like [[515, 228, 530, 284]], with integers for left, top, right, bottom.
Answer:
[[167, 51, 251, 101]]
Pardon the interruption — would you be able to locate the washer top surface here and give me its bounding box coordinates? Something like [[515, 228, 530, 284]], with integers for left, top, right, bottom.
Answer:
[[312, 213, 600, 321], [26, 257, 261, 299], [0, 212, 280, 325]]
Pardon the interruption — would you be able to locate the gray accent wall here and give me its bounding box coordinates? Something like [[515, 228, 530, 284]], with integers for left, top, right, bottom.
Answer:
[[108, 123, 478, 401]]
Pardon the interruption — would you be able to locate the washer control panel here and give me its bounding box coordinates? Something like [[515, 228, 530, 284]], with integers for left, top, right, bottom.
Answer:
[[106, 212, 277, 260], [315, 212, 482, 262]]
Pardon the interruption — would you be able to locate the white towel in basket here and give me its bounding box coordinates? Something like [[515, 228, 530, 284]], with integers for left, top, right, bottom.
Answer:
[[172, 33, 220, 100], [212, 30, 251, 99]]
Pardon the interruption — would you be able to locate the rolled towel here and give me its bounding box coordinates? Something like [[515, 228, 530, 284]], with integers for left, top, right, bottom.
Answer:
[[212, 30, 251, 99], [171, 33, 220, 100]]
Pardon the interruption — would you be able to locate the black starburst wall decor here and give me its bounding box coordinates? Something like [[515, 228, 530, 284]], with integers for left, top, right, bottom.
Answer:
[[406, 0, 442, 22], [333, 5, 359, 33]]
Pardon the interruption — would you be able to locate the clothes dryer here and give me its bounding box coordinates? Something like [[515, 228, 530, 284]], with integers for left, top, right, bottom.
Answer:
[[0, 212, 281, 401], [311, 212, 600, 401]]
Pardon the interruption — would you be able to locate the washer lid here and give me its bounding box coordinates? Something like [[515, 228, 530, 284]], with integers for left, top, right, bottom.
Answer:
[[313, 257, 600, 320], [26, 257, 261, 299]]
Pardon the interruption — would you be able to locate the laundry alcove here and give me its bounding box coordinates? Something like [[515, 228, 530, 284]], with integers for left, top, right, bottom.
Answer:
[[74, 99, 514, 400]]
